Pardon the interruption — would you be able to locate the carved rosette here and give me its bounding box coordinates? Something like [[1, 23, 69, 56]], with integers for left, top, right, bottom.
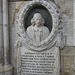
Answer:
[[15, 0, 65, 51]]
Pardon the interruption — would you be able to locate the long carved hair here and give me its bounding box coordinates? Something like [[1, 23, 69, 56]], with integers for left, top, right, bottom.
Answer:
[[31, 13, 45, 26]]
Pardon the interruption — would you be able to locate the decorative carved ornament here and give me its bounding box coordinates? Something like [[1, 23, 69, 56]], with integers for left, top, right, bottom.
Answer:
[[15, 0, 65, 51]]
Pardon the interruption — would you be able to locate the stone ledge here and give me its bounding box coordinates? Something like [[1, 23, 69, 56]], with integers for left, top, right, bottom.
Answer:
[[4, 65, 13, 72], [0, 66, 4, 73], [0, 65, 13, 73]]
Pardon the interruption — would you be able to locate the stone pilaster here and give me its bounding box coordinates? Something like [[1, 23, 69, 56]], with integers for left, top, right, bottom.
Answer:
[[0, 1, 4, 74], [2, 0, 13, 75], [74, 0, 75, 46], [0, 0, 4, 74], [3, 0, 9, 65], [0, 0, 3, 66]]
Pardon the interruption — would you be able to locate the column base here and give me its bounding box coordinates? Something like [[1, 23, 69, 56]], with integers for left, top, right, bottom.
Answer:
[[0, 66, 4, 75], [0, 65, 13, 75]]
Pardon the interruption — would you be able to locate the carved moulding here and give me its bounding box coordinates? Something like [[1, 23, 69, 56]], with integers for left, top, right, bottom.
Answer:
[[15, 0, 65, 51]]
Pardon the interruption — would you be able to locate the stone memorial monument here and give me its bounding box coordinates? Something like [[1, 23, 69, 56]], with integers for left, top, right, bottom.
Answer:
[[15, 0, 65, 75], [0, 0, 75, 75], [26, 13, 50, 43]]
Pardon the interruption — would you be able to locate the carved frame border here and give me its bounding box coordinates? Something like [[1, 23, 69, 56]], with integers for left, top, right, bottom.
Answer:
[[16, 0, 62, 51]]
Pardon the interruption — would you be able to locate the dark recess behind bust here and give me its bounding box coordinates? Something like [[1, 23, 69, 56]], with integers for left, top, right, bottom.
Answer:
[[24, 5, 52, 32]]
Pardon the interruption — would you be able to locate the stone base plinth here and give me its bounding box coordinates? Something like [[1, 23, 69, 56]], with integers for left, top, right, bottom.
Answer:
[[0, 66, 4, 75], [0, 65, 13, 75]]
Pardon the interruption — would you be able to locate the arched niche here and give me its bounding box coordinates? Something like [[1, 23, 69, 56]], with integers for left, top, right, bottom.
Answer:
[[24, 4, 52, 32]]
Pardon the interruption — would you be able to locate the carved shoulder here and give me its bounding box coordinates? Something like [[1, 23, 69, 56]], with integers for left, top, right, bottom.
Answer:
[[26, 26, 32, 31], [43, 26, 50, 34]]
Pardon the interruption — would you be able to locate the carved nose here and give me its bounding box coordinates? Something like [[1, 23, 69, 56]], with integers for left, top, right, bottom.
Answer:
[[38, 20, 40, 23]]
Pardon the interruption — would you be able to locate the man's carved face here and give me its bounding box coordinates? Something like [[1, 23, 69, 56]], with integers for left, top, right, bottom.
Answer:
[[33, 13, 42, 26]]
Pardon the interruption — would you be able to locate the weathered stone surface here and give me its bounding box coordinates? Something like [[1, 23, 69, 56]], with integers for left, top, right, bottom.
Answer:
[[9, 1, 28, 70], [61, 47, 75, 55], [8, 0, 31, 1], [57, 0, 74, 46], [14, 1, 63, 75], [60, 47, 75, 74], [9, 0, 74, 47], [69, 70, 75, 75], [0, 0, 3, 66], [8, 0, 75, 75], [18, 47, 60, 75], [0, 0, 13, 75]]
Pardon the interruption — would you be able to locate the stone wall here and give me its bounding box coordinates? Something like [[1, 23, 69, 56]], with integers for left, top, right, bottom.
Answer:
[[60, 47, 75, 75], [8, 0, 75, 75]]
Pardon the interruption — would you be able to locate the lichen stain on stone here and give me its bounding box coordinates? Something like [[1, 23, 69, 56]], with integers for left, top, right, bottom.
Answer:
[[64, 72, 69, 75], [15, 56, 17, 64], [12, 2, 25, 24], [64, 62, 70, 69], [62, 9, 72, 19], [56, 4, 61, 9], [50, 0, 55, 3]]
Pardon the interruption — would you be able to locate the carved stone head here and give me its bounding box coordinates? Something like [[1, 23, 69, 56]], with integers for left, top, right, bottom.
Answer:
[[31, 13, 45, 26]]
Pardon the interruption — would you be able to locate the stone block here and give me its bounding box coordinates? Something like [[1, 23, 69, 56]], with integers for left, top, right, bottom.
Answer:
[[0, 25, 3, 47], [60, 70, 70, 75], [8, 0, 75, 75], [56, 0, 74, 46], [61, 47, 75, 55], [60, 56, 64, 69], [63, 56, 74, 69], [63, 72, 69, 75], [69, 70, 75, 75], [0, 13, 2, 24]]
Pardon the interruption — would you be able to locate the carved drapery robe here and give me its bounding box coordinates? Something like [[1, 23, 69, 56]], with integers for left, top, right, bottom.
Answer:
[[26, 25, 50, 42]]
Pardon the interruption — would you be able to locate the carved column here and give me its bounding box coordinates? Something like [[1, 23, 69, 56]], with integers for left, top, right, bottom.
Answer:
[[3, 0, 9, 65], [0, 0, 3, 66], [74, 0, 75, 46], [0, 0, 4, 74], [2, 0, 13, 74]]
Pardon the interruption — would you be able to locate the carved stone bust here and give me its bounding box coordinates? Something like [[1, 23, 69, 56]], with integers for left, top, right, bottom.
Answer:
[[26, 13, 50, 43]]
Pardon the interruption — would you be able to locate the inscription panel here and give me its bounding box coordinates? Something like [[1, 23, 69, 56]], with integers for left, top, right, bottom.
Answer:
[[20, 47, 60, 75]]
